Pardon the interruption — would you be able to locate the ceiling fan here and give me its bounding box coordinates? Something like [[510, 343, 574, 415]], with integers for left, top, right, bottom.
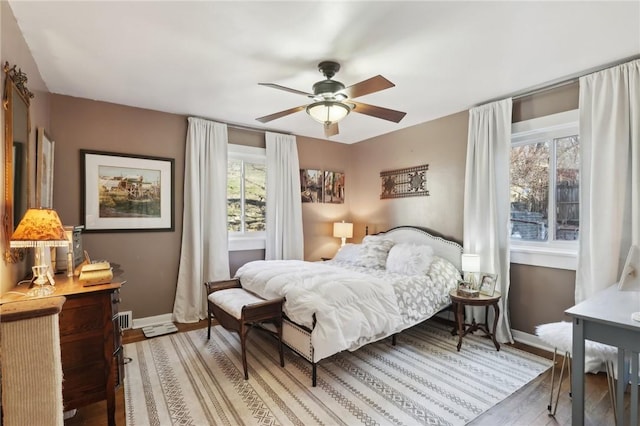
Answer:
[[256, 61, 406, 137]]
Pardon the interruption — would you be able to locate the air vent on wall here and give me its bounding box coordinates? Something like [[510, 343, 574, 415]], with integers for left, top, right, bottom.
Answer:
[[118, 311, 132, 330]]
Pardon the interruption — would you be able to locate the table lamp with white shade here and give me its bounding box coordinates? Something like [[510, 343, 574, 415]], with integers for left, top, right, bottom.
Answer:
[[10, 208, 69, 297], [461, 253, 481, 288], [617, 245, 640, 321], [333, 221, 353, 247]]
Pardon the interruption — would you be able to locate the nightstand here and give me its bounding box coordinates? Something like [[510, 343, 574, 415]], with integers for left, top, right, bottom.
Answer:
[[449, 288, 501, 352]]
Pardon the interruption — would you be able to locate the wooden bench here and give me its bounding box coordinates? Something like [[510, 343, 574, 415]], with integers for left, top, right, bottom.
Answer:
[[204, 278, 284, 380]]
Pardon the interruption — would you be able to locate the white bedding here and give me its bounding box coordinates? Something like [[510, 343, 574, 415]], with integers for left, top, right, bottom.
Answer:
[[235, 256, 460, 361]]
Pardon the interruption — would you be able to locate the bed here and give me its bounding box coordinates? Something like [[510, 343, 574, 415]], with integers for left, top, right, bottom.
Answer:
[[235, 225, 463, 385]]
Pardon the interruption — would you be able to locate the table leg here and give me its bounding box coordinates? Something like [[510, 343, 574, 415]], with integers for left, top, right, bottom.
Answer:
[[451, 303, 458, 336], [631, 351, 639, 426], [490, 302, 500, 351], [571, 317, 585, 425], [456, 301, 464, 351]]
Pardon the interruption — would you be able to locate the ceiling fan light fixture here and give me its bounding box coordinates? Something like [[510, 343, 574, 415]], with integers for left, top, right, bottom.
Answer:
[[306, 101, 350, 125]]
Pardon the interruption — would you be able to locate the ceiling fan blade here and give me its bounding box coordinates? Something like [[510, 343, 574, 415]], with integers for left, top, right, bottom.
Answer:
[[324, 122, 339, 137], [340, 75, 395, 99], [350, 101, 406, 123], [256, 105, 306, 123], [258, 83, 313, 97]]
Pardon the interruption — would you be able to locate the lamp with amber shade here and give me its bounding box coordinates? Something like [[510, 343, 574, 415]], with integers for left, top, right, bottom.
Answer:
[[10, 208, 68, 297]]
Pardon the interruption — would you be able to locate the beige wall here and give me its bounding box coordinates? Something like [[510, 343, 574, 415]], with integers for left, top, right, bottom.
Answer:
[[510, 264, 576, 331], [1, 2, 51, 294], [350, 111, 468, 242], [50, 95, 186, 318]]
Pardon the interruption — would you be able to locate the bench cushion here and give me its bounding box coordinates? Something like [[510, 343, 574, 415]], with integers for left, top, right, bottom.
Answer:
[[208, 288, 264, 319]]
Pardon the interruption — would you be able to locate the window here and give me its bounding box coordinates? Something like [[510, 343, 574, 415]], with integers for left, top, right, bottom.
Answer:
[[510, 110, 579, 270], [227, 144, 266, 251]]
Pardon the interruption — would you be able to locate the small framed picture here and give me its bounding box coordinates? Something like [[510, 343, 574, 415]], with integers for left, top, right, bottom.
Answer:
[[478, 273, 498, 296]]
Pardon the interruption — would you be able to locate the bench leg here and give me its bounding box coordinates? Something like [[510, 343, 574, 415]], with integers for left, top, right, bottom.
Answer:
[[312, 362, 317, 387], [240, 324, 250, 380], [277, 320, 285, 368], [207, 306, 212, 340]]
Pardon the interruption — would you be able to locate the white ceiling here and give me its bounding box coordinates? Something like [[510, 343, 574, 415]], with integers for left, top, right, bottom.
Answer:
[[8, 1, 640, 144]]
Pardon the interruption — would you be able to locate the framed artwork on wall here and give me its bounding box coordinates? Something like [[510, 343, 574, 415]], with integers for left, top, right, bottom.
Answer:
[[36, 127, 55, 208], [81, 150, 175, 232], [323, 171, 345, 204], [300, 169, 324, 202], [380, 164, 429, 199]]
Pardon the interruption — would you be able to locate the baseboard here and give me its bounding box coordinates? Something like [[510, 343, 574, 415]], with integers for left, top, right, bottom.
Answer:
[[132, 313, 173, 329], [511, 329, 553, 354]]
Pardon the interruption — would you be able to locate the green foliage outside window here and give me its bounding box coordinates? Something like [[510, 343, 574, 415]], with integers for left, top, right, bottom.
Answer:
[[227, 159, 266, 232]]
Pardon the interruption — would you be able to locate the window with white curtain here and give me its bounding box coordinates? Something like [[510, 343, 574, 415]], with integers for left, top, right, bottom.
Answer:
[[227, 144, 266, 251], [510, 109, 579, 270]]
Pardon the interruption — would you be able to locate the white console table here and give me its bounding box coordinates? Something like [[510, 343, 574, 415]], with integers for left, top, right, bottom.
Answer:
[[566, 284, 640, 426]]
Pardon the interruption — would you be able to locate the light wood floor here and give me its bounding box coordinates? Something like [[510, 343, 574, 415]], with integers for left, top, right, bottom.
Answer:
[[64, 320, 619, 426]]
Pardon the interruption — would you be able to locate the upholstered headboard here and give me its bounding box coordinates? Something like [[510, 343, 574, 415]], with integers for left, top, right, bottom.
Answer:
[[376, 226, 463, 271]]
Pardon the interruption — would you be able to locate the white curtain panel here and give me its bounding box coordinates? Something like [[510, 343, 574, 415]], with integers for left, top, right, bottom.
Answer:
[[173, 117, 230, 323], [464, 98, 513, 344], [576, 59, 640, 302], [265, 132, 304, 260]]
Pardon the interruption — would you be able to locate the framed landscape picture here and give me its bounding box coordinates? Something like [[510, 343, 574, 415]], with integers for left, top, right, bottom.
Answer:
[[81, 150, 174, 232]]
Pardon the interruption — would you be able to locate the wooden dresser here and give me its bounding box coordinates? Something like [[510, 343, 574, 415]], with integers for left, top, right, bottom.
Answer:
[[0, 275, 125, 426]]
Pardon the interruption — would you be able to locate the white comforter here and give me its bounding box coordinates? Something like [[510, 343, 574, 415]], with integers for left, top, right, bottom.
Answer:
[[235, 260, 402, 361]]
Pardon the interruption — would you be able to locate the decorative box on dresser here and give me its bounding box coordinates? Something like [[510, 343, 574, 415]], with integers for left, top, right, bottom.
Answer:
[[0, 274, 125, 426]]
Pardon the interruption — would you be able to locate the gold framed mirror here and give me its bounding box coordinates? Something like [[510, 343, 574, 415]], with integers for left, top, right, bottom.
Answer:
[[3, 62, 34, 263]]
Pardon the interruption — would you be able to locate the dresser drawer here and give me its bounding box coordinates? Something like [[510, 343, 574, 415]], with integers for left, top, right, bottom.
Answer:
[[59, 295, 107, 337], [62, 361, 107, 408], [61, 334, 104, 366]]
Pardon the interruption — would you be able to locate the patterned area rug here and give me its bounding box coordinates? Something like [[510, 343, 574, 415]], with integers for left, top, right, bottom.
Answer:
[[124, 320, 550, 426]]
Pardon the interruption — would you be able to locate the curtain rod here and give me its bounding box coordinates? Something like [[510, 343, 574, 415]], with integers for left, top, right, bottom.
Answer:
[[482, 54, 640, 105], [190, 116, 292, 135], [226, 121, 292, 136]]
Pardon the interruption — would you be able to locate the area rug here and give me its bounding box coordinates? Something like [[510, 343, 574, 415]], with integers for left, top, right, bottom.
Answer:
[[124, 320, 551, 426]]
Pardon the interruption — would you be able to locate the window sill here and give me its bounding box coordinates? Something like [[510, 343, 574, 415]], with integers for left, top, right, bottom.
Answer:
[[510, 245, 577, 270], [229, 237, 266, 252]]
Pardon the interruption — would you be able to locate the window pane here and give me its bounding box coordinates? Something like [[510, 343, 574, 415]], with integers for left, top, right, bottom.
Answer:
[[510, 142, 550, 241], [227, 159, 242, 232], [555, 136, 580, 241], [244, 162, 266, 231]]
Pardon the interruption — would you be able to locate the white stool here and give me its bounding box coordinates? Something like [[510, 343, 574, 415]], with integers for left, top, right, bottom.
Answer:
[[536, 321, 617, 420]]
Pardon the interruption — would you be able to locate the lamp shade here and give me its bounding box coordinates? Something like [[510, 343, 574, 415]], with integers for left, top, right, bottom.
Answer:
[[333, 222, 353, 239], [306, 101, 350, 124], [461, 254, 481, 272], [10, 208, 69, 248]]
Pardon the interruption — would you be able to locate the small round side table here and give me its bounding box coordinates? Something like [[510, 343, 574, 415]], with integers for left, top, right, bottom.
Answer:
[[449, 288, 501, 352]]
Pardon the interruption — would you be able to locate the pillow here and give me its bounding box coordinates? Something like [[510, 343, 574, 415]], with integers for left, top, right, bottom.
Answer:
[[355, 237, 395, 269], [386, 243, 435, 275], [333, 243, 362, 264]]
